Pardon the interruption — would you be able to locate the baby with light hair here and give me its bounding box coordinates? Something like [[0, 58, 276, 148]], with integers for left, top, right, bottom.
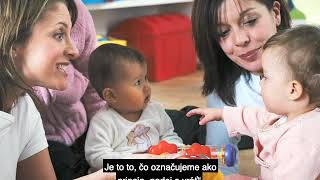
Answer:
[[187, 25, 320, 179]]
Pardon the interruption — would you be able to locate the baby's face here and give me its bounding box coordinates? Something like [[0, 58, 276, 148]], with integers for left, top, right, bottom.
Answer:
[[260, 47, 293, 115], [112, 62, 151, 114]]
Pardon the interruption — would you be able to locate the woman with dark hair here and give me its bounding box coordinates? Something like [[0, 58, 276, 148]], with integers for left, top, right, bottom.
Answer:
[[192, 0, 291, 175]]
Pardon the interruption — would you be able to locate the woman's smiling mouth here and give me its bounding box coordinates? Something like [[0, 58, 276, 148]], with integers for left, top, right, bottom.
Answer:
[[239, 47, 261, 62]]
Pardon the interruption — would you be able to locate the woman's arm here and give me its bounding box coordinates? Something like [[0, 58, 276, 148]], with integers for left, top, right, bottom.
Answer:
[[16, 149, 56, 180]]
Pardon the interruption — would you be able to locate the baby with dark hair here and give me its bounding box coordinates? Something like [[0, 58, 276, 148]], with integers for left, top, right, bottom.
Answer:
[[85, 44, 183, 170]]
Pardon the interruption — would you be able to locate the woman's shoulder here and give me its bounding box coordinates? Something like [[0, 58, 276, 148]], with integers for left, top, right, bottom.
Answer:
[[14, 94, 39, 115], [234, 73, 263, 107], [5, 94, 42, 136], [208, 73, 263, 108], [236, 73, 261, 93], [4, 94, 45, 143], [10, 94, 42, 127]]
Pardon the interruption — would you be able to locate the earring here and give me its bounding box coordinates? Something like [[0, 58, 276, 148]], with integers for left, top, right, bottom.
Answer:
[[12, 52, 17, 58], [277, 18, 281, 26]]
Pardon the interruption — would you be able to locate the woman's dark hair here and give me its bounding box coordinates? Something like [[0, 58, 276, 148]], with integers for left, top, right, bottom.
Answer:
[[192, 0, 291, 105], [65, 0, 78, 26]]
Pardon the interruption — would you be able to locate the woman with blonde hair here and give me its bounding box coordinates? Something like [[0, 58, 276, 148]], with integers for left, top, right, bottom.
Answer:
[[0, 0, 78, 179]]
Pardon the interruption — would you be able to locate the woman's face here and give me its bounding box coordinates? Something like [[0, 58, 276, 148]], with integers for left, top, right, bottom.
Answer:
[[217, 0, 281, 73], [15, 2, 79, 90]]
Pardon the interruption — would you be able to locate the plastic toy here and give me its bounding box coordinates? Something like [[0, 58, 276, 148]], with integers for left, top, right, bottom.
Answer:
[[184, 143, 211, 157], [178, 143, 237, 167], [148, 140, 178, 155], [148, 141, 237, 167], [96, 35, 127, 46], [82, 0, 105, 4], [202, 171, 224, 180], [208, 144, 237, 167]]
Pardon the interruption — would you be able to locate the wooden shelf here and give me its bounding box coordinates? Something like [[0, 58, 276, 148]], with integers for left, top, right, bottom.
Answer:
[[86, 0, 193, 11]]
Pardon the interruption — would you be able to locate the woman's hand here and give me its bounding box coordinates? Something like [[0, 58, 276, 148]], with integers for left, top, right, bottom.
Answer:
[[186, 108, 223, 125]]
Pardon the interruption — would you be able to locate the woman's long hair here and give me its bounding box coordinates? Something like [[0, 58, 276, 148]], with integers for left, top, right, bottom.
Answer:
[[0, 0, 77, 111], [192, 0, 291, 105]]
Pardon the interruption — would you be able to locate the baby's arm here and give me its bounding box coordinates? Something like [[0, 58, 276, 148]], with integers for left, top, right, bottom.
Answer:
[[187, 106, 280, 137], [186, 108, 223, 125]]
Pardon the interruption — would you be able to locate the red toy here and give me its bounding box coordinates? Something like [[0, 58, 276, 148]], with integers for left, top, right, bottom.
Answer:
[[148, 140, 178, 155], [185, 143, 211, 158], [149, 142, 237, 167]]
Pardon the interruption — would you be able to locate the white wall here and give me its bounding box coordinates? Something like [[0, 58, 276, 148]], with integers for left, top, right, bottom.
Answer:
[[88, 2, 193, 35]]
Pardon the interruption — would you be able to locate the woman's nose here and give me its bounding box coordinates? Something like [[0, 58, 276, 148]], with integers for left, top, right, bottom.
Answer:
[[65, 39, 80, 60], [233, 28, 249, 46]]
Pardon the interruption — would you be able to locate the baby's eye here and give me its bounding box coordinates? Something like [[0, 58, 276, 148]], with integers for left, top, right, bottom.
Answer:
[[135, 79, 142, 86], [260, 75, 265, 80]]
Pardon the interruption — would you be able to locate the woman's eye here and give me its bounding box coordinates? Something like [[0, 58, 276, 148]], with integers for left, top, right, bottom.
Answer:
[[218, 29, 230, 38], [243, 18, 257, 26], [54, 32, 65, 41]]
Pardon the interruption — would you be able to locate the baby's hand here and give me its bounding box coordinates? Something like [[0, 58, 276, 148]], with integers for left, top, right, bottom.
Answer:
[[186, 108, 223, 125]]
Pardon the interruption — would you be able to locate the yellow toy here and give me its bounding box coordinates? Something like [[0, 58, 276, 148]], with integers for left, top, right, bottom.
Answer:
[[202, 171, 224, 180], [96, 35, 127, 46]]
